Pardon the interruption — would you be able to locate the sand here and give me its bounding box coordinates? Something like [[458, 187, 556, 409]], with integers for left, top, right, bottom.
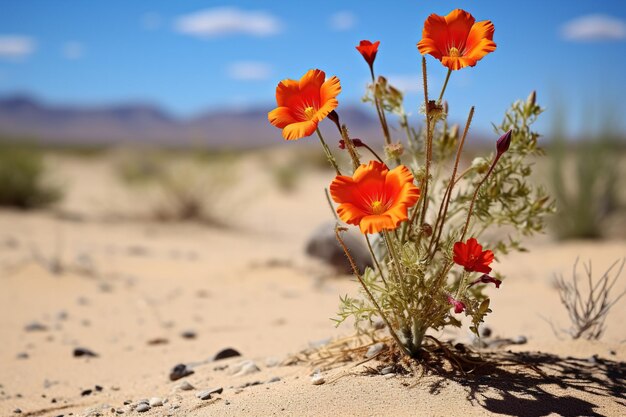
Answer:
[[0, 152, 625, 416]]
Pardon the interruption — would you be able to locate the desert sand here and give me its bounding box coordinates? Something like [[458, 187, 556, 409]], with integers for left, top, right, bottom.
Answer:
[[1, 151, 625, 417]]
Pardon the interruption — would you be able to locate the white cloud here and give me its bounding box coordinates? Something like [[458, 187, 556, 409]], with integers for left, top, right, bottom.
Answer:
[[227, 61, 272, 81], [561, 14, 626, 41], [0, 35, 36, 60], [142, 12, 162, 30], [174, 7, 282, 38], [63, 41, 84, 60], [329, 11, 356, 31], [386, 74, 423, 93]]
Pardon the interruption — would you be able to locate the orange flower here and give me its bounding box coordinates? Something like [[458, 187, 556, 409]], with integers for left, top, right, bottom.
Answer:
[[330, 161, 420, 234], [417, 9, 496, 71], [268, 69, 341, 141], [356, 40, 380, 69]]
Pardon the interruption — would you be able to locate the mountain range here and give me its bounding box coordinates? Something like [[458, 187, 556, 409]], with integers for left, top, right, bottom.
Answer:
[[0, 94, 382, 148]]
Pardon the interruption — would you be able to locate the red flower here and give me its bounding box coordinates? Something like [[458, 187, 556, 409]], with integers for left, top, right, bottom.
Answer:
[[447, 295, 466, 314], [469, 274, 502, 288], [453, 238, 494, 273], [356, 40, 380, 69]]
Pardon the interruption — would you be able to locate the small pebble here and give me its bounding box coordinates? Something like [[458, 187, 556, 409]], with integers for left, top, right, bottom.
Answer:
[[73, 347, 98, 358], [365, 343, 385, 358], [196, 390, 212, 400], [380, 366, 394, 375], [176, 381, 194, 391], [16, 352, 29, 360], [265, 357, 280, 367], [480, 326, 492, 338], [384, 373, 396, 379], [136, 403, 150, 412], [512, 335, 527, 345], [81, 389, 92, 396], [149, 397, 163, 407], [311, 375, 325, 385], [235, 361, 260, 376], [169, 364, 194, 381], [267, 376, 281, 383], [13, 409, 21, 414], [24, 322, 47, 332], [213, 347, 241, 361], [181, 331, 196, 340]]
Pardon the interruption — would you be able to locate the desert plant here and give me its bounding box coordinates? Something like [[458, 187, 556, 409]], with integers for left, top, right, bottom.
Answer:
[[553, 258, 626, 340], [114, 148, 238, 224], [0, 143, 62, 209], [550, 110, 623, 239], [267, 9, 554, 359]]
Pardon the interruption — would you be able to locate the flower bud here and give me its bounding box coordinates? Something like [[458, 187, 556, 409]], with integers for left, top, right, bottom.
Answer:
[[468, 274, 502, 288], [447, 295, 466, 314], [356, 40, 380, 69], [385, 142, 404, 159], [496, 130, 512, 157], [338, 138, 364, 150], [526, 90, 536, 109]]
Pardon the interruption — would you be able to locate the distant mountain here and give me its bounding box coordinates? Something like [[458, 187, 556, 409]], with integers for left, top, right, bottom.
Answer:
[[0, 94, 382, 148]]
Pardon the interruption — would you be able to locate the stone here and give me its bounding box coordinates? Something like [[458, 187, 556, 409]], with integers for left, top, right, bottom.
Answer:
[[149, 397, 163, 406], [365, 343, 385, 358], [380, 366, 394, 375], [73, 347, 98, 358], [136, 403, 150, 412], [265, 357, 280, 367], [512, 335, 527, 345], [24, 321, 47, 332], [213, 347, 241, 361], [305, 221, 373, 274], [232, 360, 260, 376], [311, 375, 325, 385], [169, 364, 194, 381], [176, 381, 194, 391], [480, 326, 492, 338], [267, 376, 281, 383], [180, 331, 196, 340]]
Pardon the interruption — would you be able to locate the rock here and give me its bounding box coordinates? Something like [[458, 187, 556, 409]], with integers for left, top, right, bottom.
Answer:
[[305, 221, 373, 274], [232, 360, 260, 376], [267, 376, 281, 383], [147, 337, 169, 346], [512, 335, 527, 345], [13, 409, 21, 414], [81, 389, 92, 396], [380, 366, 394, 375], [480, 326, 492, 338], [16, 352, 29, 360], [265, 357, 280, 367], [196, 387, 223, 400], [311, 375, 325, 385], [181, 331, 196, 339], [238, 381, 261, 388], [149, 397, 163, 407], [213, 347, 241, 361], [176, 381, 194, 391], [384, 373, 395, 379], [136, 403, 150, 412], [24, 321, 47, 332], [73, 347, 98, 358], [365, 343, 385, 358], [169, 364, 194, 381]]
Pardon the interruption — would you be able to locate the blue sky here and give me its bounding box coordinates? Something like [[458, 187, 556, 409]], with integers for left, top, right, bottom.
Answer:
[[1, 0, 625, 137]]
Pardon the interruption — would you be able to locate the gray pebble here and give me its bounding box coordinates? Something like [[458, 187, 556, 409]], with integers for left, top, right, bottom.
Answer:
[[176, 381, 194, 391], [149, 397, 163, 406], [380, 366, 394, 375], [311, 375, 325, 385], [365, 343, 385, 358], [136, 403, 150, 412], [196, 390, 212, 400], [24, 322, 47, 332], [512, 335, 527, 345], [267, 376, 281, 383]]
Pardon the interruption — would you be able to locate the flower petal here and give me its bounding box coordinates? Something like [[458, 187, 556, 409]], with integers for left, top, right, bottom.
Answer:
[[444, 9, 475, 50], [336, 202, 368, 227], [281, 120, 318, 141], [320, 76, 341, 104], [359, 214, 396, 234], [268, 107, 299, 128]]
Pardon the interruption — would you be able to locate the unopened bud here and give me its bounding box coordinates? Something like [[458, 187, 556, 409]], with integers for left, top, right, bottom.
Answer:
[[449, 124, 459, 141], [338, 138, 364, 150], [443, 100, 449, 115], [526, 91, 536, 109], [328, 110, 340, 127], [496, 130, 513, 157]]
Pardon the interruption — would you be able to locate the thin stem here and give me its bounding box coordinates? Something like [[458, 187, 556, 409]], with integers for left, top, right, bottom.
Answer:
[[316, 128, 341, 175], [428, 107, 474, 258], [324, 188, 339, 222], [335, 226, 410, 356], [365, 234, 388, 288], [418, 57, 433, 229], [438, 68, 452, 103], [362, 144, 384, 163], [460, 155, 500, 241], [369, 67, 399, 165]]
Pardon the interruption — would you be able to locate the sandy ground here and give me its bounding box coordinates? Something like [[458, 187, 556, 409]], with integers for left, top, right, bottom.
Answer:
[[0, 152, 625, 417]]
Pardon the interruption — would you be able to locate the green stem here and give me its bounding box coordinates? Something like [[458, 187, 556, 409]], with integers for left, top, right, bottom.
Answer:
[[324, 188, 339, 222], [438, 68, 452, 103], [316, 128, 341, 175]]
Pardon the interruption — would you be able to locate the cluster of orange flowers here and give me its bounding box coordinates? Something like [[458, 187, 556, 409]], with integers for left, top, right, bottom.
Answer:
[[268, 9, 501, 314]]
